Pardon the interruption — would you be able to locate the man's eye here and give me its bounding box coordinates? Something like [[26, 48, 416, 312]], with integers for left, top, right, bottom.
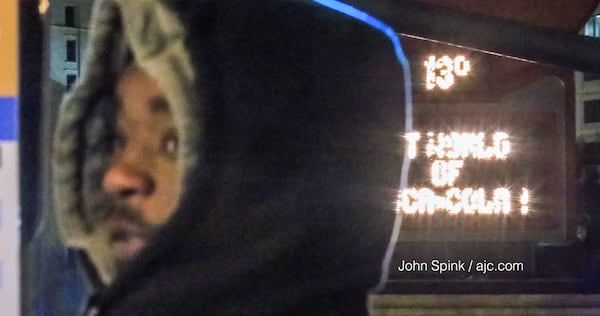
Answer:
[[161, 131, 179, 156]]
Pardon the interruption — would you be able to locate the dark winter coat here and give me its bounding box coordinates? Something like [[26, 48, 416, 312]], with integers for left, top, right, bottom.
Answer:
[[52, 0, 407, 314]]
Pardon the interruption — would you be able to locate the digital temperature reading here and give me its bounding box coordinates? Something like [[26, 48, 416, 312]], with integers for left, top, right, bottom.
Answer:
[[398, 131, 530, 216], [425, 55, 471, 90]]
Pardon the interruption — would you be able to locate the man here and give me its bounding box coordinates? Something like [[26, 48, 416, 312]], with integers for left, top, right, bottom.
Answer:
[[102, 63, 181, 271], [52, 0, 405, 314]]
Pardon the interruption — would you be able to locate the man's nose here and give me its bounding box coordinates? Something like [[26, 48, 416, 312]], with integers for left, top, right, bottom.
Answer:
[[102, 159, 154, 200]]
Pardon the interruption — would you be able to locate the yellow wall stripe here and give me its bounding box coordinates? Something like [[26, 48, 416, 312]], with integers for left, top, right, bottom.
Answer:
[[0, 0, 18, 96]]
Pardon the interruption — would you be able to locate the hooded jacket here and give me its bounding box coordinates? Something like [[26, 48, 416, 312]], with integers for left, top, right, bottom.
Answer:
[[52, 0, 407, 314]]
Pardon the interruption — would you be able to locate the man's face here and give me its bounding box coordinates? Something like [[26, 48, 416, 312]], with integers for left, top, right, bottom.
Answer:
[[102, 64, 181, 269]]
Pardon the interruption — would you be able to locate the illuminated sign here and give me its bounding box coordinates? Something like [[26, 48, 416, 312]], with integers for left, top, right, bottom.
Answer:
[[398, 76, 568, 242], [398, 132, 530, 216], [0, 1, 20, 315], [425, 55, 471, 90]]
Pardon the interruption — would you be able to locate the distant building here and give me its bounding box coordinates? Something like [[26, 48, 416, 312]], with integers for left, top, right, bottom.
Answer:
[[47, 0, 93, 111], [31, 2, 96, 316], [576, 9, 600, 143]]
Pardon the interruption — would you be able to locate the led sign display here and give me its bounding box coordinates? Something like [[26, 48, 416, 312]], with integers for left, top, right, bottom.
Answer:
[[425, 55, 471, 90], [398, 77, 568, 242], [399, 131, 530, 216]]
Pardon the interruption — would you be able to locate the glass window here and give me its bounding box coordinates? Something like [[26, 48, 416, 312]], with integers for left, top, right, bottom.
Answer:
[[66, 40, 76, 62], [585, 99, 600, 123], [66, 74, 76, 90], [65, 6, 75, 27], [584, 15, 600, 37], [583, 72, 600, 82], [583, 15, 600, 81]]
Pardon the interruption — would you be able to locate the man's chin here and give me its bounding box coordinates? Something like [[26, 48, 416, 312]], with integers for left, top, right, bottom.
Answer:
[[111, 235, 148, 270]]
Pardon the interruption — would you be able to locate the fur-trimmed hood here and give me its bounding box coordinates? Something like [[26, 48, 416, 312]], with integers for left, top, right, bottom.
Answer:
[[53, 0, 200, 285], [52, 0, 406, 314]]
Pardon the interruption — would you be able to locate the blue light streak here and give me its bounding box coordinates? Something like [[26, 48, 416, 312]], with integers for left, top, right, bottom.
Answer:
[[310, 0, 413, 129], [310, 0, 414, 294]]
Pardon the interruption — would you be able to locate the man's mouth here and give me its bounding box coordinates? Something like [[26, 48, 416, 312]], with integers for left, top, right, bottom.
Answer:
[[106, 216, 150, 262]]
